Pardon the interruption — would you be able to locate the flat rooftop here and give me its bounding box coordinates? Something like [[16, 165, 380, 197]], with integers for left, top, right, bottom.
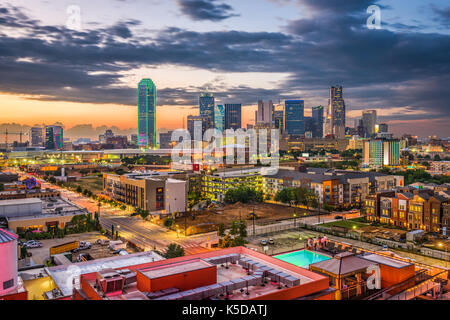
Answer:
[[140, 259, 213, 279], [0, 198, 43, 206], [47, 251, 165, 297], [361, 253, 413, 269]]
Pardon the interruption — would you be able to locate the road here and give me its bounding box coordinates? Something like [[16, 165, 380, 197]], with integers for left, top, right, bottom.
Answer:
[[18, 172, 212, 255]]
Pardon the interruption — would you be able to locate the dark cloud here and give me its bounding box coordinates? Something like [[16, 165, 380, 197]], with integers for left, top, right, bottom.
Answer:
[[177, 0, 239, 21], [0, 2, 449, 137], [430, 4, 450, 27]]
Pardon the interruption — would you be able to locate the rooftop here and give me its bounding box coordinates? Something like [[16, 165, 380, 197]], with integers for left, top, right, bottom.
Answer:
[[0, 227, 18, 243], [360, 253, 413, 269], [46, 251, 165, 297]]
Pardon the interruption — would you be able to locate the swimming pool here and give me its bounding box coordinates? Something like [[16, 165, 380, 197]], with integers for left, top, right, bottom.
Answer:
[[274, 250, 331, 268]]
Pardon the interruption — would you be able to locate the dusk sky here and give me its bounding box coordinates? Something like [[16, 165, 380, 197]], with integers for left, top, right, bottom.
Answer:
[[0, 0, 449, 139]]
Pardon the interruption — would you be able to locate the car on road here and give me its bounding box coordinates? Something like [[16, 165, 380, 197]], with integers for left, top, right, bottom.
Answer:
[[260, 239, 268, 246], [268, 238, 275, 245], [334, 216, 344, 220]]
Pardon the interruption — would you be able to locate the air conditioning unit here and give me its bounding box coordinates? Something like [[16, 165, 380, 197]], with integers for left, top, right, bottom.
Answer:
[[96, 269, 125, 296]]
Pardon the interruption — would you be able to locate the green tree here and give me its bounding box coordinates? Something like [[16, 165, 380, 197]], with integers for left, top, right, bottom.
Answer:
[[164, 243, 185, 259], [76, 186, 83, 193], [217, 223, 225, 238], [163, 218, 174, 228], [139, 210, 150, 220]]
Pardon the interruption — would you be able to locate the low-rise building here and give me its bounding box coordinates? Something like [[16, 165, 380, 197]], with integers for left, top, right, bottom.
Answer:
[[0, 198, 89, 233], [102, 171, 188, 214]]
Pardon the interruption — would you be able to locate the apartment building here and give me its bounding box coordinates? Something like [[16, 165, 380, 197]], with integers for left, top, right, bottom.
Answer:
[[263, 167, 403, 209], [102, 171, 188, 214], [364, 187, 450, 233]]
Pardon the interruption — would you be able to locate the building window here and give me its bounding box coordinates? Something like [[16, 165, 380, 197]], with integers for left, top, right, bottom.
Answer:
[[3, 279, 14, 290]]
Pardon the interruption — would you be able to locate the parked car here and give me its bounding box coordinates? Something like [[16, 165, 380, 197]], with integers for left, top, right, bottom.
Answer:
[[113, 249, 127, 255], [260, 239, 268, 246], [119, 250, 129, 256], [73, 241, 91, 253], [268, 238, 275, 245], [334, 216, 344, 220], [96, 239, 109, 246], [24, 240, 42, 248]]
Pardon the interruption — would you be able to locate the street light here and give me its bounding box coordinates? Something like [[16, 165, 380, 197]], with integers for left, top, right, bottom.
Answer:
[[293, 213, 297, 228]]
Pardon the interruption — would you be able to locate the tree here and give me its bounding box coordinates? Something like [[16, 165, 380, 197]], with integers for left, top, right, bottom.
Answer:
[[163, 218, 174, 228], [164, 243, 185, 259], [0, 183, 4, 192], [224, 186, 263, 204], [139, 209, 150, 220], [217, 223, 225, 238], [76, 186, 83, 193]]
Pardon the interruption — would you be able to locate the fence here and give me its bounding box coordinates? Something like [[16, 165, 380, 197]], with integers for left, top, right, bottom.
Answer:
[[249, 219, 450, 266]]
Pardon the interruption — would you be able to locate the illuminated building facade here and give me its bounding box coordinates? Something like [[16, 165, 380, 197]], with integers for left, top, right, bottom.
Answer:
[[324, 86, 346, 139], [200, 91, 215, 130], [285, 100, 305, 136], [138, 79, 157, 149], [224, 104, 242, 130], [45, 126, 63, 150], [363, 139, 400, 168], [214, 104, 225, 133]]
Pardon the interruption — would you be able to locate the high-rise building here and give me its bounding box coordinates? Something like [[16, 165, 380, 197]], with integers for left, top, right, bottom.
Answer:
[[312, 106, 324, 138], [214, 104, 225, 133], [378, 123, 388, 133], [363, 139, 400, 168], [131, 134, 138, 146], [45, 126, 63, 150], [273, 110, 284, 134], [284, 100, 305, 136], [224, 104, 242, 130], [200, 91, 215, 130], [257, 100, 274, 125], [362, 110, 377, 138], [30, 127, 43, 147], [187, 115, 206, 140], [159, 131, 174, 149], [324, 86, 346, 139], [138, 79, 157, 149]]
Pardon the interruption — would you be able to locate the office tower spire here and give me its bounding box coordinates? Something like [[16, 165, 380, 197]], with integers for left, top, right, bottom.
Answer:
[[324, 85, 346, 139], [138, 79, 157, 149]]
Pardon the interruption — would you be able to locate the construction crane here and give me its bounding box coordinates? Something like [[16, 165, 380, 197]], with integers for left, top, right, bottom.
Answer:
[[1, 128, 29, 148]]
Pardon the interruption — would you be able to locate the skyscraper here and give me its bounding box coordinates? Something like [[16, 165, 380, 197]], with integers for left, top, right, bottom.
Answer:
[[45, 126, 63, 150], [284, 100, 305, 136], [138, 79, 157, 149], [257, 100, 274, 125], [30, 127, 43, 147], [324, 86, 346, 139], [273, 110, 284, 134], [312, 105, 324, 138], [224, 104, 242, 130], [200, 90, 215, 130], [362, 110, 377, 138], [214, 104, 225, 133], [187, 115, 206, 140]]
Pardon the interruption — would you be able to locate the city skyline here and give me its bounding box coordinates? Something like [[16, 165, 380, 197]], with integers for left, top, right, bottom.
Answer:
[[0, 0, 450, 138]]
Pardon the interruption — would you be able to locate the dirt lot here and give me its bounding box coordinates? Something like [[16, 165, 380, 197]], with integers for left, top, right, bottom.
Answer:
[[24, 232, 136, 265], [172, 202, 311, 232]]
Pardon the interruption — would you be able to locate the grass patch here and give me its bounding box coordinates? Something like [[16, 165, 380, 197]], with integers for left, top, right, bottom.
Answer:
[[320, 218, 369, 229], [66, 176, 104, 194]]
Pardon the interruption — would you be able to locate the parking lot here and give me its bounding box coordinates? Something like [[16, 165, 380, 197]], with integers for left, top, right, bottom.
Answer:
[[24, 232, 136, 265]]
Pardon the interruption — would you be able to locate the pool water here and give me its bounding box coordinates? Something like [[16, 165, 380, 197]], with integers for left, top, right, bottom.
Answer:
[[274, 250, 331, 268]]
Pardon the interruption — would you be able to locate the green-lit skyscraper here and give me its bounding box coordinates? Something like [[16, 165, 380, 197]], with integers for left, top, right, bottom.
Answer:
[[138, 79, 156, 149]]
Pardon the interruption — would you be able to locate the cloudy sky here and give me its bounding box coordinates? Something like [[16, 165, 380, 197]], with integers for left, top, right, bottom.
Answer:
[[0, 0, 449, 139]]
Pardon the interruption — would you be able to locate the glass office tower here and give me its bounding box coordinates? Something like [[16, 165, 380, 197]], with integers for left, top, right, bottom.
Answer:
[[224, 104, 242, 130], [200, 91, 215, 130], [285, 100, 305, 136], [138, 79, 156, 149]]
